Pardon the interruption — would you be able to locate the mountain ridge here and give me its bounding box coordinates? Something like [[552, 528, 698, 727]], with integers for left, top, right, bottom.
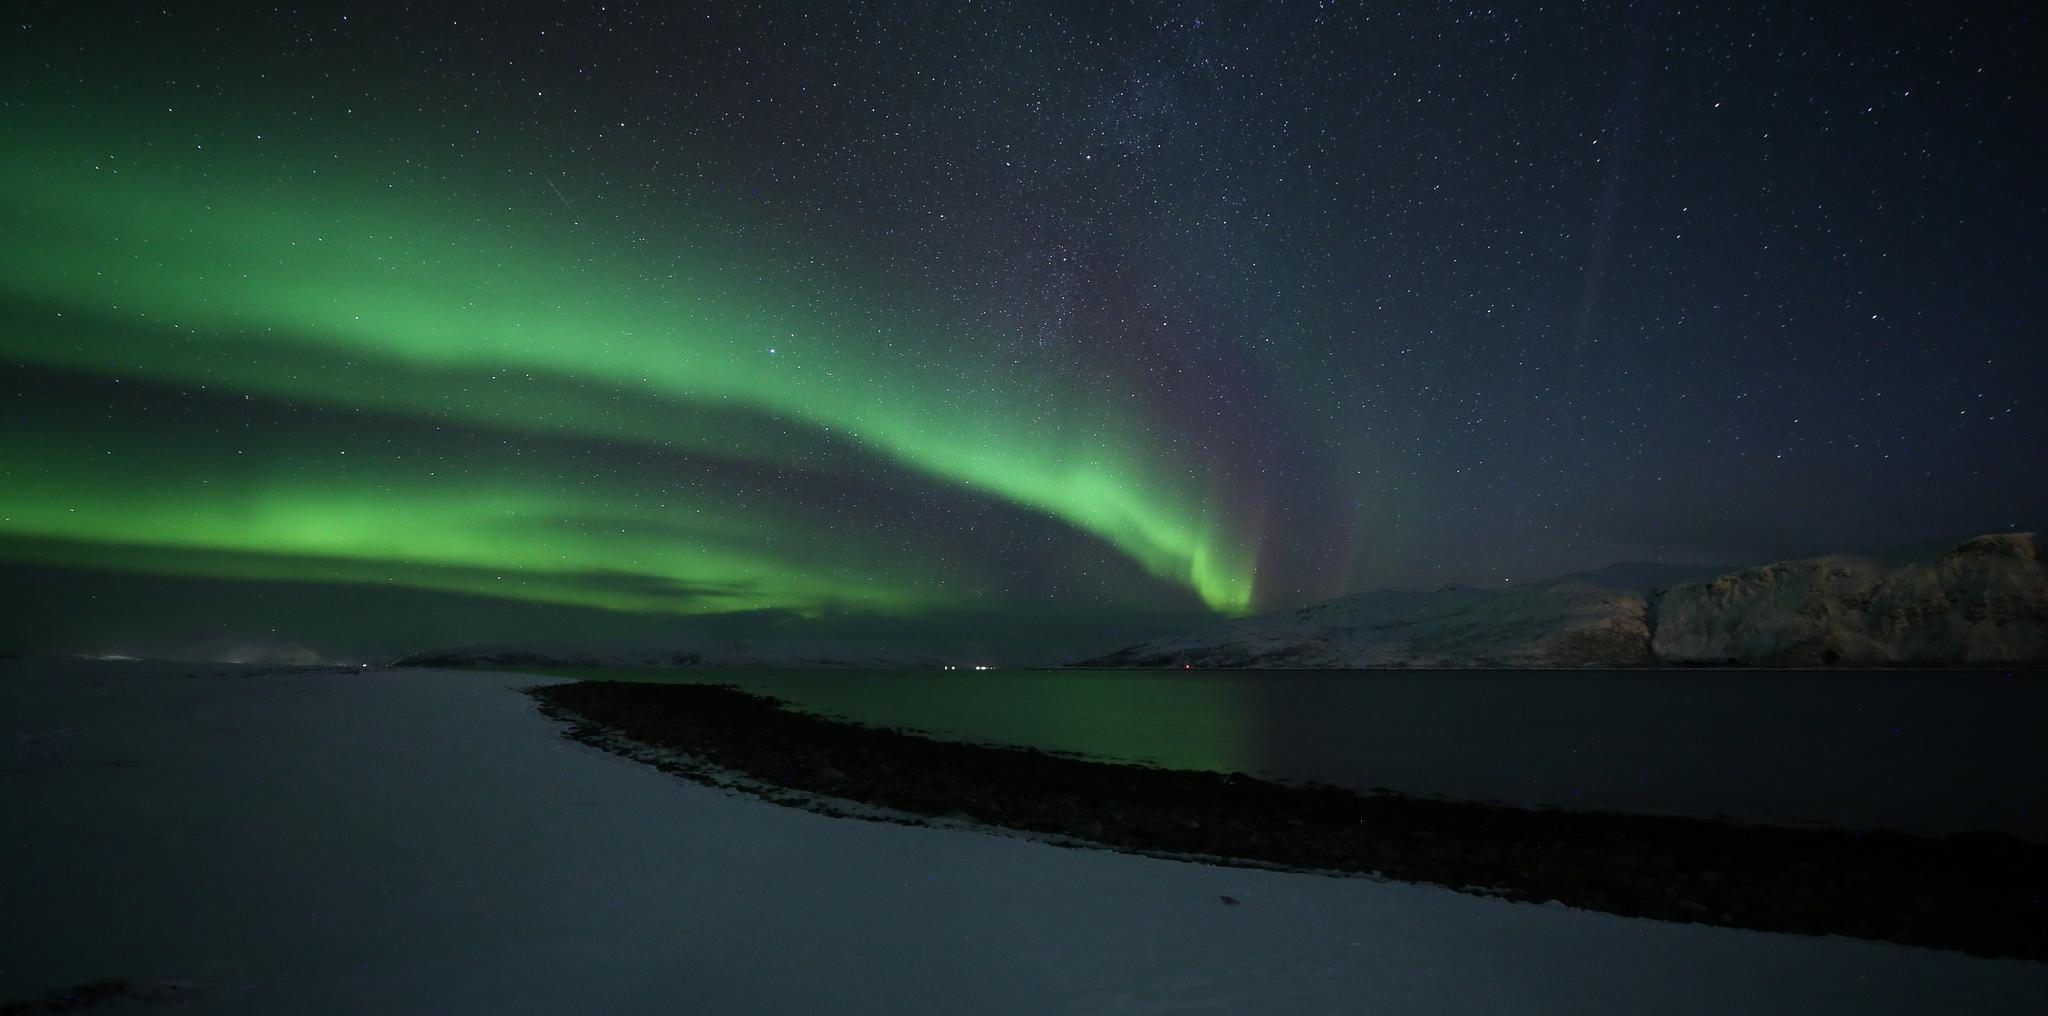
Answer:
[[1072, 532, 2048, 669]]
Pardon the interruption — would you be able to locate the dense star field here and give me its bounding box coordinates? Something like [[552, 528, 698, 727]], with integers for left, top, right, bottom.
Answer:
[[2, 2, 2042, 657]]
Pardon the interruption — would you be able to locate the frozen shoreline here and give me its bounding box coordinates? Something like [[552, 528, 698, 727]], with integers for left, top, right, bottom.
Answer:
[[530, 679, 2045, 958], [5, 657, 2045, 1014]]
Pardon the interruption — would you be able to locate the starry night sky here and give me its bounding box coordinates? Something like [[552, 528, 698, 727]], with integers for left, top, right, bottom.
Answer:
[[3, 1, 2042, 660]]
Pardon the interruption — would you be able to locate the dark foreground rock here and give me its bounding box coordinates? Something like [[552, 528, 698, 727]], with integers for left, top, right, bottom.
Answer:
[[530, 680, 2047, 961]]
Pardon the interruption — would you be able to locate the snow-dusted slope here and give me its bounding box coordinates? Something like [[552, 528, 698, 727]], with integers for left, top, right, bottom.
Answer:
[[1074, 564, 1709, 669], [1652, 532, 2048, 666], [393, 639, 948, 670], [1076, 534, 2048, 669], [4, 658, 2043, 1014]]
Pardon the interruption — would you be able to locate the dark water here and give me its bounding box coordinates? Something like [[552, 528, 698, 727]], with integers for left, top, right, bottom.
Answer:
[[525, 666, 2048, 839]]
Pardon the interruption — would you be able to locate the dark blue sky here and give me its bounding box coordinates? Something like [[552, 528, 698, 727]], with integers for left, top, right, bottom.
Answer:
[[2, 1, 2042, 658]]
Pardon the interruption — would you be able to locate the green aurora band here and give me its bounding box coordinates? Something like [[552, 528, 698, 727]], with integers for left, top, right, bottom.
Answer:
[[1, 119, 1257, 617]]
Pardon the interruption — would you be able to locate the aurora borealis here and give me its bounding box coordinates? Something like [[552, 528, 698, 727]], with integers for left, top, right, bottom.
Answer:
[[3, 2, 2043, 660], [2, 115, 1256, 616]]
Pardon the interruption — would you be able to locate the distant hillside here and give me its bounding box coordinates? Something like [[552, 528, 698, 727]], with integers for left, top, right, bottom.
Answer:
[[1072, 534, 2048, 669], [1652, 532, 2048, 666]]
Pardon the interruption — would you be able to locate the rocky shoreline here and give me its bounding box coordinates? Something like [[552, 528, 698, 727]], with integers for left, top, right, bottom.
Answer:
[[529, 680, 2047, 961]]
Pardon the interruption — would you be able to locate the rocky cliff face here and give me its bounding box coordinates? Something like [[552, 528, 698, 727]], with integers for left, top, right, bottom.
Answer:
[[1651, 533, 2048, 666], [1073, 534, 2048, 669]]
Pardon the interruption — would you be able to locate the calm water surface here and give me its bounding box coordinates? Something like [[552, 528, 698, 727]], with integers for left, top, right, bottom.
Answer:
[[523, 666, 2048, 839]]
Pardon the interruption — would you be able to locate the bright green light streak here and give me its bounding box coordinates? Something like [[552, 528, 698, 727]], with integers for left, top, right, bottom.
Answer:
[[0, 416, 940, 616], [0, 124, 1255, 612]]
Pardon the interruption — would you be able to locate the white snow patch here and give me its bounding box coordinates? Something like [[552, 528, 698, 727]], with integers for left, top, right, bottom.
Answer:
[[2, 657, 2042, 1014]]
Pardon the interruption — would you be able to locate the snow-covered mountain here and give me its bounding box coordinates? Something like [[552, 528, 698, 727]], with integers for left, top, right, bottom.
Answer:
[[393, 640, 949, 670], [1072, 564, 1711, 669], [1652, 532, 2048, 666], [1074, 533, 2048, 669]]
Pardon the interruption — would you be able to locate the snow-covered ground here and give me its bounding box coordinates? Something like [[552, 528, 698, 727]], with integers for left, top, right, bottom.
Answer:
[[3, 658, 2042, 1014]]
